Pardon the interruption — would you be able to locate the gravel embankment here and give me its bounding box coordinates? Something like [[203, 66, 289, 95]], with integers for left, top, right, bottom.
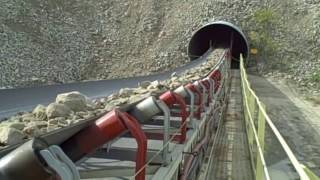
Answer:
[[1, 0, 319, 97]]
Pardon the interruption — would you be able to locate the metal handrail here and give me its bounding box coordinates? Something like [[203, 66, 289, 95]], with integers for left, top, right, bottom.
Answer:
[[240, 54, 314, 180]]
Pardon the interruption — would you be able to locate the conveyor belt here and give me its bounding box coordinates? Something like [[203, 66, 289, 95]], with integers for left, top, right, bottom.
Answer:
[[0, 49, 213, 120]]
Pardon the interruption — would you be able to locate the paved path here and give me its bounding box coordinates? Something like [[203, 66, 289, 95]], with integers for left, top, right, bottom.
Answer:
[[248, 74, 320, 176], [208, 70, 253, 180]]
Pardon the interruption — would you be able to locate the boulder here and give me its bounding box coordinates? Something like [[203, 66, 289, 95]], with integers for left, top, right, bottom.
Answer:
[[147, 80, 161, 89], [0, 127, 26, 145], [170, 76, 178, 82], [104, 104, 114, 112], [75, 111, 87, 118], [8, 122, 26, 131], [94, 108, 105, 115], [66, 119, 77, 125], [139, 81, 151, 89], [169, 81, 182, 89], [28, 121, 48, 129], [86, 99, 97, 110], [171, 72, 177, 77], [21, 113, 38, 122], [7, 116, 21, 122], [129, 95, 144, 104], [56, 91, 88, 112], [82, 112, 95, 120], [107, 93, 119, 101], [23, 125, 42, 137], [47, 125, 60, 133], [48, 118, 59, 125], [32, 104, 47, 121], [119, 88, 134, 97], [46, 103, 72, 118], [109, 98, 128, 106], [133, 87, 149, 95]]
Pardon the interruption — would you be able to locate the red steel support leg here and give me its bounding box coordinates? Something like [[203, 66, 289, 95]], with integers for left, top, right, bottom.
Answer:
[[185, 83, 203, 119], [160, 91, 189, 143], [209, 69, 222, 92], [116, 111, 147, 180], [60, 109, 147, 180], [200, 79, 211, 106]]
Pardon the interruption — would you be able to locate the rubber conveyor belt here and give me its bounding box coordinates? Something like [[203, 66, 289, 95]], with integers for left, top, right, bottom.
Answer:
[[0, 49, 213, 120]]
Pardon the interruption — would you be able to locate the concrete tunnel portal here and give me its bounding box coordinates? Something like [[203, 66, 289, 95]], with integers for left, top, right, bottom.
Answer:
[[188, 21, 249, 69]]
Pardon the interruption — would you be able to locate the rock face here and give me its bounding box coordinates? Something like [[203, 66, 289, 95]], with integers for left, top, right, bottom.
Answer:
[[56, 91, 88, 112], [0, 127, 26, 145], [46, 103, 72, 119]]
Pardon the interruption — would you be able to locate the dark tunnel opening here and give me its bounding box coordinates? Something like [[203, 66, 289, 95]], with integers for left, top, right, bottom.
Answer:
[[188, 21, 249, 69]]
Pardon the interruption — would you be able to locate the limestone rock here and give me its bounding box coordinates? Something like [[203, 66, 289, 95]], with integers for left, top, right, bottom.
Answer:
[[48, 118, 59, 125], [129, 95, 144, 104], [56, 91, 88, 112], [82, 112, 95, 120], [133, 87, 149, 94], [104, 104, 114, 112], [75, 111, 87, 118], [0, 127, 26, 145], [171, 72, 177, 77], [109, 98, 129, 106], [21, 113, 38, 122], [46, 103, 72, 118], [107, 93, 119, 101], [119, 88, 134, 97], [7, 116, 21, 123], [139, 81, 151, 88], [26, 121, 48, 130], [94, 108, 105, 115], [66, 119, 76, 125], [8, 122, 26, 131], [32, 104, 47, 121], [169, 81, 182, 89], [23, 125, 42, 137], [47, 125, 60, 133], [147, 80, 161, 89]]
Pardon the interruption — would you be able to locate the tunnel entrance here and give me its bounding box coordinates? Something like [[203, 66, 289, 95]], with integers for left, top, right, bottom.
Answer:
[[188, 21, 249, 69]]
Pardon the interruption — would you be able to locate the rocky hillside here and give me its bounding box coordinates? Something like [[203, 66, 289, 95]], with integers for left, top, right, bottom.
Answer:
[[0, 0, 213, 88], [246, 1, 320, 96], [0, 0, 319, 98]]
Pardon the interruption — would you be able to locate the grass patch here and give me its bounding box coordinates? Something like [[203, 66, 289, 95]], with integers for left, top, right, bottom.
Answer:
[[311, 70, 320, 83]]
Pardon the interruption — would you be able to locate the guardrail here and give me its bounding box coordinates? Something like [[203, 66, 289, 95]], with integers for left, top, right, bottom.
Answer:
[[240, 54, 319, 180]]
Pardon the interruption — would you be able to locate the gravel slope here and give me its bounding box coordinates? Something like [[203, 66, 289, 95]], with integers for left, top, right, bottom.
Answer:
[[0, 0, 213, 88], [0, 0, 319, 96]]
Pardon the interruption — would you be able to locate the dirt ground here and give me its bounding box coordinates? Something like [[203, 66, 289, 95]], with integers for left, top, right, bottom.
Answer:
[[249, 74, 320, 176]]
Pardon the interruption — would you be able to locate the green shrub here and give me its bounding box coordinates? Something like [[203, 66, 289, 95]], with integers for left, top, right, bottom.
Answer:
[[249, 8, 280, 70], [311, 70, 320, 82]]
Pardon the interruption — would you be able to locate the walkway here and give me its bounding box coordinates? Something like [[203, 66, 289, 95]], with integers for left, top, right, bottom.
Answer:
[[208, 70, 253, 180]]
